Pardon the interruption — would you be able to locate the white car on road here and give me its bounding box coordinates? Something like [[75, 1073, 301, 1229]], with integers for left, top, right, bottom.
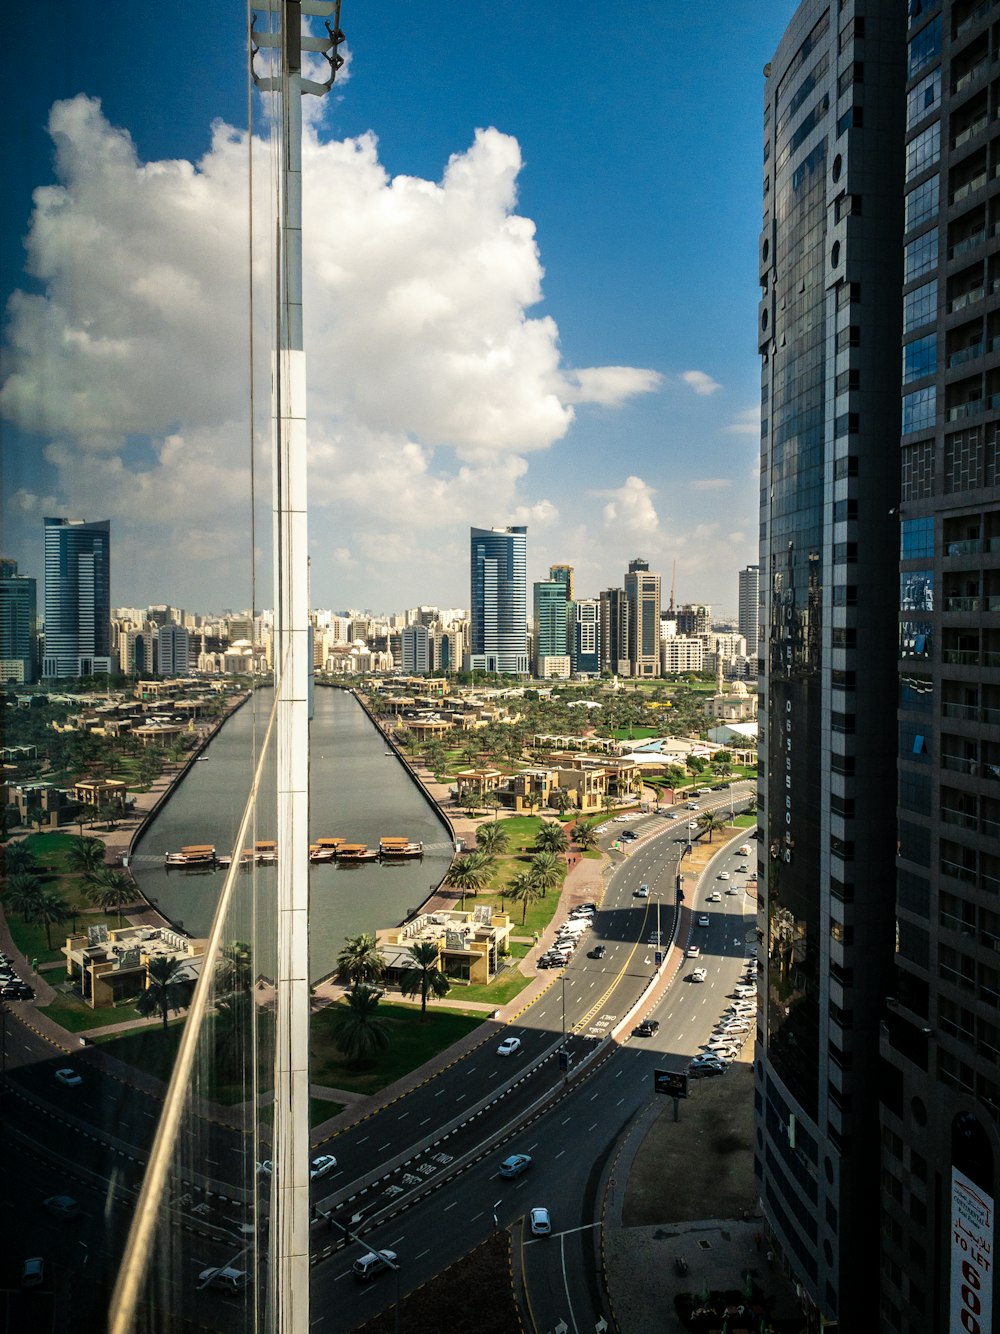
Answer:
[[497, 1037, 522, 1057]]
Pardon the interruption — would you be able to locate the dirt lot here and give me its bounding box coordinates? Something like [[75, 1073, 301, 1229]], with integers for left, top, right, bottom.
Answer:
[[623, 1059, 757, 1226]]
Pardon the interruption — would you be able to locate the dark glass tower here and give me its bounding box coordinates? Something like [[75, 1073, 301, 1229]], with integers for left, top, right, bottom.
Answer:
[[42, 517, 112, 679], [0, 558, 37, 683], [757, 3, 905, 1326]]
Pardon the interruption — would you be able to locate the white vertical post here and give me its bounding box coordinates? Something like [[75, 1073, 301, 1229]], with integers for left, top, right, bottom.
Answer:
[[272, 4, 310, 1329]]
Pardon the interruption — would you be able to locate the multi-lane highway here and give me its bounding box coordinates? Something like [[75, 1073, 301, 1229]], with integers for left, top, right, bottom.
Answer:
[[0, 785, 756, 1330]]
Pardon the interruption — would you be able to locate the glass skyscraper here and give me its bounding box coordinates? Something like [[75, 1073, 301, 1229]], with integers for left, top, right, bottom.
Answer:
[[467, 525, 528, 676], [757, 4, 905, 1326], [0, 558, 37, 683], [43, 517, 112, 679]]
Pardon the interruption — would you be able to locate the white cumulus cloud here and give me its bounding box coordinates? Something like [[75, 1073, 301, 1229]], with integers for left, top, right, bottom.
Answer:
[[0, 97, 659, 605], [599, 475, 660, 536]]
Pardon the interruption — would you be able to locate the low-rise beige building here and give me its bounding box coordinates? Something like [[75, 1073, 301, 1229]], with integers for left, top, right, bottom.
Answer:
[[379, 906, 512, 987], [62, 924, 205, 1009]]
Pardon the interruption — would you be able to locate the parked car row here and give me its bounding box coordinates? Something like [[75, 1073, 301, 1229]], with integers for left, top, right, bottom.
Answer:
[[689, 962, 758, 1077], [0, 952, 34, 1001], [537, 903, 597, 969]]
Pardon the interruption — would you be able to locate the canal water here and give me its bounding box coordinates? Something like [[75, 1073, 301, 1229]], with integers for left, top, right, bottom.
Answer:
[[130, 686, 454, 979]]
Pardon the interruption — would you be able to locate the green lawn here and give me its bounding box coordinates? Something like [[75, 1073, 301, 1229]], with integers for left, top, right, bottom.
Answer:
[[452, 969, 532, 1006], [609, 727, 659, 740], [6, 832, 126, 962], [311, 1097, 344, 1128], [310, 1001, 485, 1096], [488, 815, 546, 852], [42, 993, 142, 1032]]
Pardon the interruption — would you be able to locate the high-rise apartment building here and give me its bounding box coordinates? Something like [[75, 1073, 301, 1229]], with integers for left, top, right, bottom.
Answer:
[[467, 525, 528, 676], [599, 587, 630, 675], [624, 558, 661, 677], [0, 558, 37, 683], [400, 623, 430, 674], [533, 579, 571, 678], [738, 564, 760, 652], [42, 518, 112, 679], [157, 623, 190, 677], [572, 598, 600, 676], [884, 5, 1000, 1331], [757, 5, 905, 1329]]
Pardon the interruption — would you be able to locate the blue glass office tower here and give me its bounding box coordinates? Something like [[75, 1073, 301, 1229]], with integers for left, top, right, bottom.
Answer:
[[468, 525, 528, 676], [43, 517, 112, 679]]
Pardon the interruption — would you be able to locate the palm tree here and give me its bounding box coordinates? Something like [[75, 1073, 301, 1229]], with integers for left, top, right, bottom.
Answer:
[[327, 983, 394, 1064], [337, 933, 386, 988], [216, 940, 254, 995], [26, 887, 71, 948], [528, 851, 562, 898], [399, 941, 451, 1021], [66, 836, 106, 879], [481, 791, 502, 821], [135, 954, 189, 1033], [507, 870, 542, 925], [523, 789, 542, 816], [696, 810, 727, 844], [574, 822, 598, 852], [549, 787, 572, 816], [214, 990, 253, 1077], [476, 821, 509, 857], [443, 852, 492, 907], [86, 867, 136, 925], [2, 842, 36, 877], [4, 871, 42, 920], [534, 823, 569, 855]]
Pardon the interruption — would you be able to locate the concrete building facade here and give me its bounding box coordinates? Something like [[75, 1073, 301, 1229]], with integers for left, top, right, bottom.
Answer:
[[624, 558, 661, 677]]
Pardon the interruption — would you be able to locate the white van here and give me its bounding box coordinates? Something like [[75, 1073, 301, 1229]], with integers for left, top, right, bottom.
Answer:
[[557, 919, 588, 936], [696, 787, 713, 796]]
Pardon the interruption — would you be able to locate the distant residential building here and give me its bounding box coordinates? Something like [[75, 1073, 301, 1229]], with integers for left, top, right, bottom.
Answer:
[[737, 564, 759, 655], [157, 624, 190, 677], [572, 599, 600, 676], [434, 626, 465, 673], [0, 559, 37, 683], [42, 517, 113, 679], [661, 635, 704, 674], [119, 628, 156, 676], [702, 632, 747, 674], [599, 587, 630, 675], [401, 624, 430, 673], [467, 525, 528, 675], [624, 558, 661, 677]]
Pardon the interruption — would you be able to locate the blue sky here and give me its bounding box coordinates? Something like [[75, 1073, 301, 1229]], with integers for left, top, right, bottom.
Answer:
[[2, 1, 800, 618]]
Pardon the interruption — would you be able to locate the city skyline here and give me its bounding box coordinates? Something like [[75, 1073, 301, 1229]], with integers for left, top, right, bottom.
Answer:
[[2, 2, 799, 614]]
